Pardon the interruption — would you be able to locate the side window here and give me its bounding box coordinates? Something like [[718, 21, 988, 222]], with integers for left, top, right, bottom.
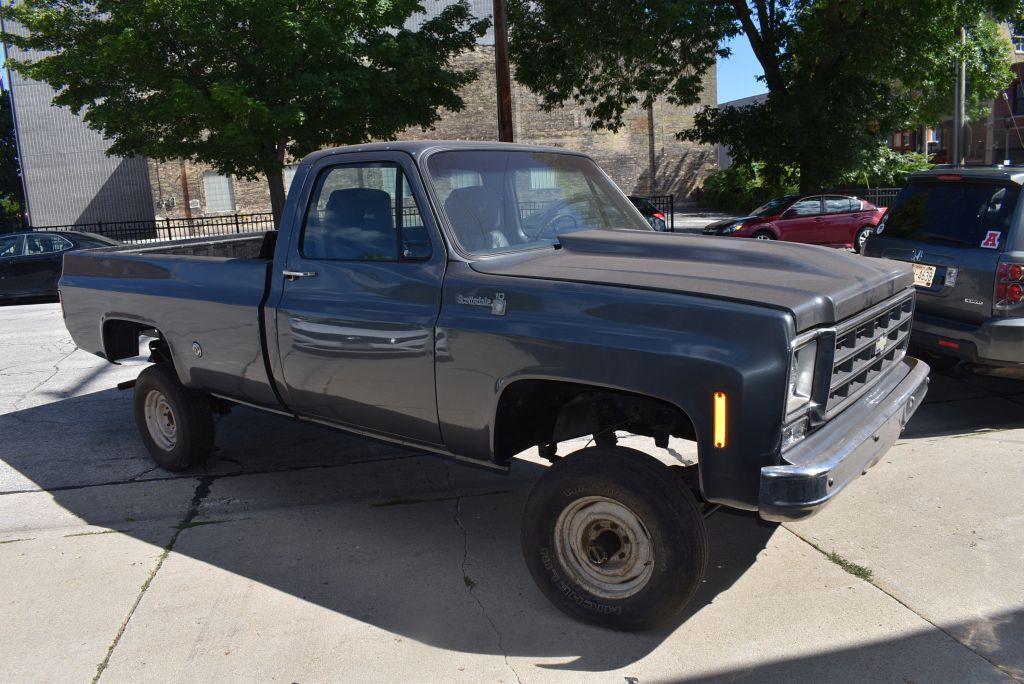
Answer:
[[0, 235, 20, 257], [824, 196, 853, 214], [301, 163, 430, 261], [24, 234, 72, 255], [789, 198, 822, 216]]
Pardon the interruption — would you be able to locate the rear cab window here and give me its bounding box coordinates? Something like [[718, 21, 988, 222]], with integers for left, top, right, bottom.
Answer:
[[880, 182, 1020, 250]]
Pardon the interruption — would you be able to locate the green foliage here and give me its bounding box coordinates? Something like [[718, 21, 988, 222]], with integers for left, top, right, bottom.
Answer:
[[0, 90, 23, 222], [508, 0, 736, 126], [838, 146, 933, 189], [703, 146, 931, 212], [1, 0, 488, 220], [510, 0, 1019, 193], [699, 162, 798, 213]]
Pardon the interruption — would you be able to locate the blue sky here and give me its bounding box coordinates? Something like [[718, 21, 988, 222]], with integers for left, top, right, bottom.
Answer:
[[717, 34, 767, 104]]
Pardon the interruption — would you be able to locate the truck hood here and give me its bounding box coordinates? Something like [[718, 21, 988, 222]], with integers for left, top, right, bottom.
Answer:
[[469, 230, 913, 331]]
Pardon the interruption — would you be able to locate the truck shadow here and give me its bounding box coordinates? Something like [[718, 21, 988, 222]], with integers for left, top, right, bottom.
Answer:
[[902, 365, 1024, 440], [0, 388, 778, 672]]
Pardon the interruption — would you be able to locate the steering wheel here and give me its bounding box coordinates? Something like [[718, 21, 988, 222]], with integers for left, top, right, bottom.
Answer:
[[523, 201, 581, 240], [538, 212, 580, 239]]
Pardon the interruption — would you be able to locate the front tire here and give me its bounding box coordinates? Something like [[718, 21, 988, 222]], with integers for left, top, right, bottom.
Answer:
[[133, 363, 214, 472], [521, 446, 709, 630], [752, 230, 776, 241]]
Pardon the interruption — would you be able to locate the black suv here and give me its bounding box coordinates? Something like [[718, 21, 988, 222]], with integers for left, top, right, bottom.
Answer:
[[864, 167, 1024, 371]]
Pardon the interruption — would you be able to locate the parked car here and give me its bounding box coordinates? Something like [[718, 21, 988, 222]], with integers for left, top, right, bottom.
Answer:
[[703, 194, 885, 252], [627, 195, 669, 231], [60, 142, 927, 630], [864, 167, 1024, 373], [0, 230, 119, 302]]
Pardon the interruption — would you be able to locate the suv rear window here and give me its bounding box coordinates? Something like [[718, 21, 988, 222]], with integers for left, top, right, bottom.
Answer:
[[880, 182, 1020, 248]]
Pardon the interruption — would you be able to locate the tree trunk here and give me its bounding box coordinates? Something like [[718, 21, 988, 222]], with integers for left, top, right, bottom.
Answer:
[[646, 102, 657, 195], [266, 165, 287, 227], [264, 141, 288, 227]]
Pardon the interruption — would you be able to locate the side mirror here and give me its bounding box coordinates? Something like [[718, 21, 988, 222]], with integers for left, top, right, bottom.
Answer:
[[780, 209, 794, 219]]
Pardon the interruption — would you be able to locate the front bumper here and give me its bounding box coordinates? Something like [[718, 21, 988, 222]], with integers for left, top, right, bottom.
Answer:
[[758, 357, 930, 522]]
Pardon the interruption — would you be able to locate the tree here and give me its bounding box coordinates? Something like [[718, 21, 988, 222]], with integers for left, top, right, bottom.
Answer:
[[1, 1, 488, 223], [509, 1, 1021, 193], [0, 90, 24, 223]]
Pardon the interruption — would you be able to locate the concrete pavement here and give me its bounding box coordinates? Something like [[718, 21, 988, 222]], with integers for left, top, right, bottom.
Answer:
[[1, 303, 1021, 683]]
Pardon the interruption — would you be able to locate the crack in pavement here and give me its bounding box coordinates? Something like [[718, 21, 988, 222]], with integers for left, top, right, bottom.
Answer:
[[783, 526, 1021, 682], [92, 475, 216, 683], [453, 496, 522, 684], [12, 347, 79, 410]]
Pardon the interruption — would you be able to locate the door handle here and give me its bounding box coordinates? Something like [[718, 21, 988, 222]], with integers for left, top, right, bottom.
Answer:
[[283, 270, 317, 280]]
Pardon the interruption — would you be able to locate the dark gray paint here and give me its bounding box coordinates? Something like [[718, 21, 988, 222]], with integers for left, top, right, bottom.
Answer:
[[59, 141, 918, 512]]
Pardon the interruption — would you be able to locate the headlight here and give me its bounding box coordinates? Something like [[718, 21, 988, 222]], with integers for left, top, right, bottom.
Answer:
[[720, 221, 745, 234], [786, 340, 817, 414]]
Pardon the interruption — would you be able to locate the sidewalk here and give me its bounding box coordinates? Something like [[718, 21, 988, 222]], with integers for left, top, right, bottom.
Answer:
[[1, 303, 1021, 683]]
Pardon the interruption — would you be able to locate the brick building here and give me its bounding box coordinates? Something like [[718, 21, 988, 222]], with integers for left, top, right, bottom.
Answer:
[[6, 2, 717, 227]]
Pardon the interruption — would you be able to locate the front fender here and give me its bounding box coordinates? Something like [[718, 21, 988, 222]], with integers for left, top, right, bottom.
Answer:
[[436, 262, 794, 510]]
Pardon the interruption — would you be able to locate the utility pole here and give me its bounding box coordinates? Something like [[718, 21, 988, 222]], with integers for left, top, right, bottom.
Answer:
[[493, 0, 514, 142], [952, 26, 967, 167], [647, 102, 657, 195]]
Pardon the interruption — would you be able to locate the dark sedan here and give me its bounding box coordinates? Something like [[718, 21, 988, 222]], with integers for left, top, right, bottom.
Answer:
[[0, 231, 119, 302]]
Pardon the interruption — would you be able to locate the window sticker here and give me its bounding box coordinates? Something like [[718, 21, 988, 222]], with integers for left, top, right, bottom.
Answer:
[[981, 230, 1002, 249]]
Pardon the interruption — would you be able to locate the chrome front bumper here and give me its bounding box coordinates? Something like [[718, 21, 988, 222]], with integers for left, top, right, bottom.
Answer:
[[758, 357, 930, 522]]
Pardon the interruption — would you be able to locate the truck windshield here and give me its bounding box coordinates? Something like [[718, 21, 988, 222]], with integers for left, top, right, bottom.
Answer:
[[425, 150, 651, 255], [880, 182, 1020, 248]]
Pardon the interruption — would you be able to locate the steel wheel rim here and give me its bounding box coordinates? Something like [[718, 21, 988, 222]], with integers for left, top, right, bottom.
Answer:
[[144, 389, 177, 451], [553, 496, 654, 599], [755, 233, 772, 240]]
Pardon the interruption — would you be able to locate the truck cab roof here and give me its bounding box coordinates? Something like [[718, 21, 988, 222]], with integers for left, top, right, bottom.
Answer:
[[303, 140, 587, 165]]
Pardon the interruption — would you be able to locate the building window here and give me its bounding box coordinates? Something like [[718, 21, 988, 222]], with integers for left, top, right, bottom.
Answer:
[[529, 168, 558, 189], [203, 172, 236, 213], [1013, 82, 1024, 116], [284, 165, 299, 195], [1014, 35, 1024, 54]]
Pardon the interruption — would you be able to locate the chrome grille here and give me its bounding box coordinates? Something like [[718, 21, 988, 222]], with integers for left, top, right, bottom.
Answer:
[[826, 293, 915, 416]]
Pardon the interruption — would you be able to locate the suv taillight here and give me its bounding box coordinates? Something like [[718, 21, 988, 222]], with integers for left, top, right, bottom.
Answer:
[[996, 261, 1024, 307]]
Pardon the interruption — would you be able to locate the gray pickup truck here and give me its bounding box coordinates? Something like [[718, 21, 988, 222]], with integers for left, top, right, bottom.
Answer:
[[60, 141, 929, 630]]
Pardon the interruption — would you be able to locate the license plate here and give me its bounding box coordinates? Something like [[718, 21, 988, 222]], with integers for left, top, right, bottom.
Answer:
[[913, 264, 936, 288]]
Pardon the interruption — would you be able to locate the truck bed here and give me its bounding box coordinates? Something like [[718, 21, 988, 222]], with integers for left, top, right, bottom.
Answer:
[[60, 232, 280, 408]]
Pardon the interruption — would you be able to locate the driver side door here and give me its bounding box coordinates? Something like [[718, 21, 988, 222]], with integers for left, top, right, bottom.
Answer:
[[272, 152, 446, 445]]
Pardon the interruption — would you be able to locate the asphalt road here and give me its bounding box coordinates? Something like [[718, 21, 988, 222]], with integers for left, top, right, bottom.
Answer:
[[1, 303, 1022, 683]]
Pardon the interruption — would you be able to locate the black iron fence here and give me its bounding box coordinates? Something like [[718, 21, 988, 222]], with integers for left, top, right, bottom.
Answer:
[[1, 212, 277, 243], [645, 195, 675, 230], [1, 193, 677, 243], [833, 187, 902, 208]]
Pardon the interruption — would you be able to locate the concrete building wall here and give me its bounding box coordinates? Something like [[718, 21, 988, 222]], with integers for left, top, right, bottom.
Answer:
[[2, 17, 155, 227]]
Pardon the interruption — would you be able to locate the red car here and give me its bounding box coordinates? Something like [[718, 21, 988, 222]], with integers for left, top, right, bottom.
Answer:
[[702, 194, 887, 252]]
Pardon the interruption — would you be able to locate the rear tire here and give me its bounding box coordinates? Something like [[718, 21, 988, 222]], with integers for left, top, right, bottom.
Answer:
[[521, 446, 709, 630], [855, 225, 874, 253], [752, 230, 776, 241], [133, 363, 214, 472]]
